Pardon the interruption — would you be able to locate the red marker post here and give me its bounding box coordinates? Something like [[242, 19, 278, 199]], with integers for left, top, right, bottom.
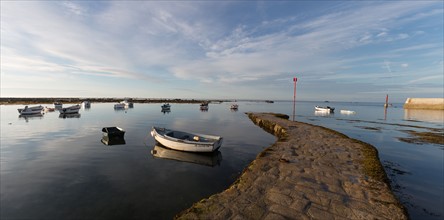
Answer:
[[293, 77, 297, 121]]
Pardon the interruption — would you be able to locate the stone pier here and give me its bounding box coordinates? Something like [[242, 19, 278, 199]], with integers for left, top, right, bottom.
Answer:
[[403, 98, 444, 110], [176, 113, 407, 219]]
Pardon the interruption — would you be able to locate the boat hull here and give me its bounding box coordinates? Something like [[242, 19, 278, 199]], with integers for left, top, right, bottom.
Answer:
[[18, 105, 44, 115], [151, 127, 222, 153], [315, 106, 335, 113], [59, 105, 81, 114]]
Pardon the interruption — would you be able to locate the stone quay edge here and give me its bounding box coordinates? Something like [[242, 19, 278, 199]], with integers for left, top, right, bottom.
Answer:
[[403, 98, 444, 110], [175, 112, 407, 220]]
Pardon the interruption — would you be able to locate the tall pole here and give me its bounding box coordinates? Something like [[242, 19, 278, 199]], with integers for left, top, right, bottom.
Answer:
[[293, 77, 297, 121]]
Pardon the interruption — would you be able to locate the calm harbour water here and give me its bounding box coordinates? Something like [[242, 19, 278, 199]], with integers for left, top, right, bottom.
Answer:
[[1, 101, 443, 219]]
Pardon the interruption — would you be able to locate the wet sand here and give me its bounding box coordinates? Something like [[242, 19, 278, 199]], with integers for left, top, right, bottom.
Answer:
[[176, 112, 407, 219]]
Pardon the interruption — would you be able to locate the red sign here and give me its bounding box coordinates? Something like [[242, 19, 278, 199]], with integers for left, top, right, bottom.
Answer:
[[293, 77, 297, 82]]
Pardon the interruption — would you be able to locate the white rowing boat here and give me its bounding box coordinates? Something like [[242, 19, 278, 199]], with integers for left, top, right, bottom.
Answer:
[[151, 127, 223, 153], [315, 106, 335, 113]]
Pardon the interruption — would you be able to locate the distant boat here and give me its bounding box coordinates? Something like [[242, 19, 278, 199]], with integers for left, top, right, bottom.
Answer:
[[230, 104, 239, 110], [151, 145, 222, 167], [120, 99, 134, 108], [151, 127, 223, 153], [82, 101, 91, 108], [114, 103, 126, 109], [17, 105, 44, 115], [315, 106, 335, 113], [200, 103, 209, 111], [265, 100, 274, 103], [161, 103, 171, 110], [59, 104, 81, 114], [54, 102, 63, 109], [340, 110, 356, 114]]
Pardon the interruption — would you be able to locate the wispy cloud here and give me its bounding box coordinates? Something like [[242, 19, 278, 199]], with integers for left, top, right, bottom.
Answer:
[[1, 1, 442, 101]]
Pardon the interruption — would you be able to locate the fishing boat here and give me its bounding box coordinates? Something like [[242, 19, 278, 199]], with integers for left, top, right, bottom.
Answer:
[[315, 106, 335, 113], [17, 105, 44, 115], [120, 99, 134, 108], [54, 102, 63, 109], [161, 103, 171, 110], [82, 101, 91, 108], [200, 103, 209, 111], [102, 127, 125, 138], [114, 103, 126, 109], [101, 127, 126, 145], [340, 109, 356, 114], [151, 145, 222, 167], [151, 127, 223, 153], [230, 104, 239, 110], [59, 104, 81, 114]]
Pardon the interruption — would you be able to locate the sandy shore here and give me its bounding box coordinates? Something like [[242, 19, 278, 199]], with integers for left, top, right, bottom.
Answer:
[[176, 113, 407, 219]]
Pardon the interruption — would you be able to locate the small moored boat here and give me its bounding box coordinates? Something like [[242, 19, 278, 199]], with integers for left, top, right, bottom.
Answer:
[[200, 103, 209, 111], [120, 99, 134, 108], [151, 127, 223, 153], [315, 106, 335, 113], [59, 104, 81, 114], [18, 105, 44, 115], [101, 127, 126, 145], [161, 103, 171, 110], [114, 103, 126, 109], [230, 104, 239, 110], [102, 127, 126, 138], [82, 101, 91, 108], [54, 102, 63, 109]]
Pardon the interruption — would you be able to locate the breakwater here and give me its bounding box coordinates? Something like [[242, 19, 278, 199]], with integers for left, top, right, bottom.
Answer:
[[176, 113, 407, 219], [403, 98, 444, 110]]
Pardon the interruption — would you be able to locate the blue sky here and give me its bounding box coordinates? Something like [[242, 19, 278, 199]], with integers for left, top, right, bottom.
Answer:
[[1, 1, 443, 102]]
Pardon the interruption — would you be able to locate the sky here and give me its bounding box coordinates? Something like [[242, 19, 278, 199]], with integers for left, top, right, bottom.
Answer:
[[1, 1, 443, 103]]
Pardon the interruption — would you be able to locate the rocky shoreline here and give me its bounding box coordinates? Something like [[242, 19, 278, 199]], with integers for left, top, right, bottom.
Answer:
[[176, 113, 407, 219], [0, 97, 227, 105]]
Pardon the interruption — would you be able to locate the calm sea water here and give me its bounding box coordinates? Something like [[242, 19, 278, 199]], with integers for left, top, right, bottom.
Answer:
[[1, 101, 443, 219]]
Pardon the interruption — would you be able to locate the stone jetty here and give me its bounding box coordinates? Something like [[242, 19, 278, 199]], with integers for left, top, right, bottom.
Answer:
[[403, 98, 444, 110], [176, 113, 407, 219]]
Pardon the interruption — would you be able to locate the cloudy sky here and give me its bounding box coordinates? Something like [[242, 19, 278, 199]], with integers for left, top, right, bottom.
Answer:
[[1, 1, 443, 102]]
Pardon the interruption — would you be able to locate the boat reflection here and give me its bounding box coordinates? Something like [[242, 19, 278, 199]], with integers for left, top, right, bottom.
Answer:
[[151, 144, 222, 167], [404, 109, 444, 123], [161, 109, 171, 114], [59, 113, 81, 119], [101, 136, 126, 146], [18, 113, 44, 122], [314, 111, 331, 116]]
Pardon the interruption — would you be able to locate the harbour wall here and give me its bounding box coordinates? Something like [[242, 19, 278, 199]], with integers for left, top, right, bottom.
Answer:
[[403, 98, 444, 110]]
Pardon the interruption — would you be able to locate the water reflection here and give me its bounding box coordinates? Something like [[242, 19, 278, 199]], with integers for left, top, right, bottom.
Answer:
[[18, 113, 44, 122], [404, 109, 444, 123], [314, 111, 331, 116], [161, 109, 171, 114], [59, 113, 81, 119], [151, 145, 222, 167], [101, 136, 126, 146]]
